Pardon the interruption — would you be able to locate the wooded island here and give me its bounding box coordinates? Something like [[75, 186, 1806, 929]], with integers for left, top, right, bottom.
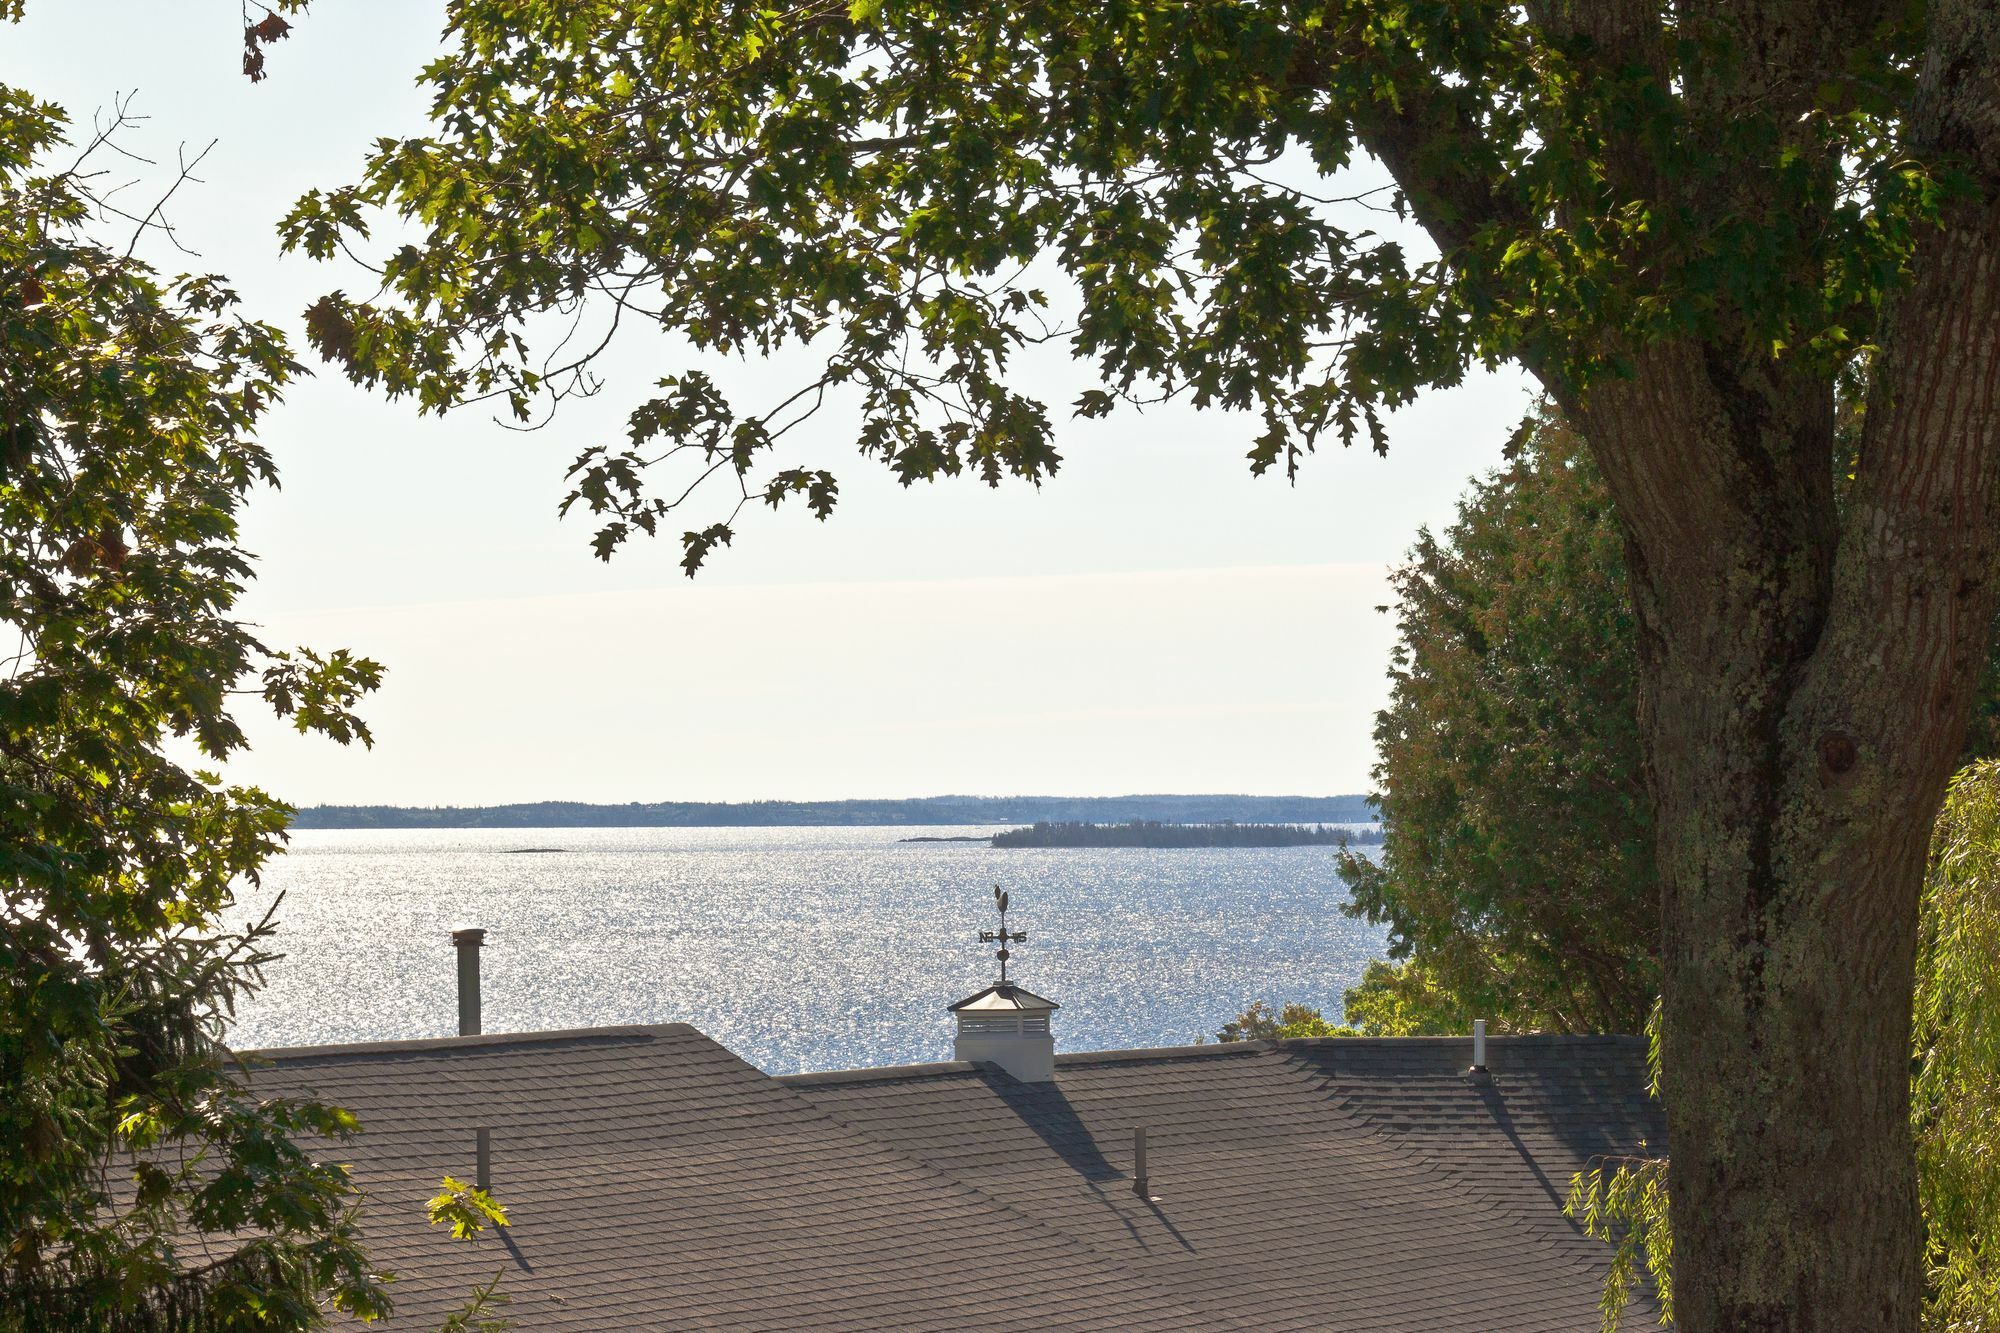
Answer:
[[987, 821, 1382, 849]]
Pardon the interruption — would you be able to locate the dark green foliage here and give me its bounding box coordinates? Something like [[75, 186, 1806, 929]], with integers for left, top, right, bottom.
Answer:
[[0, 82, 384, 1329], [991, 820, 1375, 848], [1962, 640, 2000, 767], [1336, 414, 1658, 1034]]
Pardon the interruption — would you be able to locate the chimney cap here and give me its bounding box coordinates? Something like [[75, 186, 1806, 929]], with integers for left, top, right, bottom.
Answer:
[[948, 981, 1059, 1014], [452, 927, 487, 948]]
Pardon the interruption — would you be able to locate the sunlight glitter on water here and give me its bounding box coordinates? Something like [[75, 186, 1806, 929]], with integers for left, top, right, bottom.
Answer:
[[231, 826, 1387, 1074]]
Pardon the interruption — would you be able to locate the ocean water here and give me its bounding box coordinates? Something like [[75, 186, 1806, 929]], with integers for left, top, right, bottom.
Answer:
[[231, 826, 1388, 1074]]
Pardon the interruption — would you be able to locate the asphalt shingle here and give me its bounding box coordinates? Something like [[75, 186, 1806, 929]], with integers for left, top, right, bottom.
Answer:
[[239, 1026, 1663, 1329], [788, 1034, 1666, 1331]]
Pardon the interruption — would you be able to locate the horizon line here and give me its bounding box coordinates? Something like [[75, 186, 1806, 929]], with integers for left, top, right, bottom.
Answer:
[[294, 791, 1377, 810]]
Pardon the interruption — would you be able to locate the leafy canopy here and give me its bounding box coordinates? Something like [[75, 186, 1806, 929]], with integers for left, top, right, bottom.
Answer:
[[0, 80, 386, 1330], [284, 1, 1949, 570]]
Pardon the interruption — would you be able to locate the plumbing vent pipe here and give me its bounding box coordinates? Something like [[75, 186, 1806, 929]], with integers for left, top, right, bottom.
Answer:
[[1465, 1018, 1492, 1086], [475, 1127, 492, 1192], [1132, 1126, 1151, 1199], [452, 928, 485, 1037]]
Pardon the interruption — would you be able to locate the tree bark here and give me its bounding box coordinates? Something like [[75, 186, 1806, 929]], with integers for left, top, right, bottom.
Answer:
[[1556, 8, 2000, 1320], [1336, 0, 2000, 1320]]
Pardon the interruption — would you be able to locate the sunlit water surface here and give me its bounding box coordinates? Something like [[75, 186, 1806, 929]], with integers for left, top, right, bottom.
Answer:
[[232, 826, 1387, 1074]]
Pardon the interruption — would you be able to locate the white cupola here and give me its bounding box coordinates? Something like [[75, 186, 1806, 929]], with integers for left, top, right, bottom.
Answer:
[[948, 885, 1059, 1082], [950, 980, 1060, 1082]]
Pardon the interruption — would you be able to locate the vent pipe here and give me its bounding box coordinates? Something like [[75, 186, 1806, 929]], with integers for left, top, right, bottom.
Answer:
[[452, 928, 485, 1036], [1466, 1017, 1492, 1085], [1132, 1126, 1152, 1200], [475, 1127, 492, 1192]]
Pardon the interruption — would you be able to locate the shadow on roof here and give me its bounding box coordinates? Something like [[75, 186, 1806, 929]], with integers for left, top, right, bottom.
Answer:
[[979, 1068, 1123, 1183], [1472, 1079, 1581, 1215]]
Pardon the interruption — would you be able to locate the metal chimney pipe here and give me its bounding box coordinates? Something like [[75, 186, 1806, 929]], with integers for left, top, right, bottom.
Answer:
[[1132, 1126, 1150, 1198], [475, 1127, 492, 1192], [452, 928, 485, 1036], [1473, 1017, 1487, 1069]]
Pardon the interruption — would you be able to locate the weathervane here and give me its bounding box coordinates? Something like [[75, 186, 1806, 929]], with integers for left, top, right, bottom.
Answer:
[[978, 884, 1027, 983]]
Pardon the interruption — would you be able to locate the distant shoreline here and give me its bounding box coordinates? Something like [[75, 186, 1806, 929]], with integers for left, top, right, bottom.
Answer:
[[290, 794, 1376, 831], [904, 821, 1385, 849]]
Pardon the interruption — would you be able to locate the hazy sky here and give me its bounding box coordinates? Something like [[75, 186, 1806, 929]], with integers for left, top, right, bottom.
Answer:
[[5, 3, 1530, 803]]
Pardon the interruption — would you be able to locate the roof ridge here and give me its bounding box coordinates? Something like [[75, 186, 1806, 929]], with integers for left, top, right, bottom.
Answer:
[[779, 1043, 1266, 1086], [233, 1021, 703, 1063], [1273, 1033, 1647, 1049], [780, 1032, 1648, 1085], [1056, 1041, 1266, 1065], [778, 1058, 983, 1086]]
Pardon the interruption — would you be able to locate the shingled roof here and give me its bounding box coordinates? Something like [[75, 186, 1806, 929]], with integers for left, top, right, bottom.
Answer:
[[239, 1025, 1663, 1329]]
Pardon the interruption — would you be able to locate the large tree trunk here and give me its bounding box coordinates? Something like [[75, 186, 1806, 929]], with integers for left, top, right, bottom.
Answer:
[[1350, 1, 2000, 1321], [1481, 4, 2000, 1326], [1564, 85, 2000, 1333]]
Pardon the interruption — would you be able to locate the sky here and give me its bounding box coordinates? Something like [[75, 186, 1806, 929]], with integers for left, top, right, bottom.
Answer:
[[3, 2, 1531, 803]]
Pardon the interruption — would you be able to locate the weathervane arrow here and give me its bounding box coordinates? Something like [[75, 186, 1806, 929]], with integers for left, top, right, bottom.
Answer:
[[977, 883, 1027, 982]]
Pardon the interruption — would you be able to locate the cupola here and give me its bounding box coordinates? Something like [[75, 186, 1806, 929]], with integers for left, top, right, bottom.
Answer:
[[948, 885, 1059, 1082]]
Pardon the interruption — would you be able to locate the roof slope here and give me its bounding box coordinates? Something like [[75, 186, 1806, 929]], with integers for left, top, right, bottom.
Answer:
[[239, 1026, 1663, 1329], [1281, 1034, 1667, 1266], [240, 1025, 1217, 1330], [784, 1034, 1665, 1332]]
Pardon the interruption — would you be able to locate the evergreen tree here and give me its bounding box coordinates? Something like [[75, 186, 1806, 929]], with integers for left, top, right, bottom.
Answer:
[[1338, 414, 1657, 1035]]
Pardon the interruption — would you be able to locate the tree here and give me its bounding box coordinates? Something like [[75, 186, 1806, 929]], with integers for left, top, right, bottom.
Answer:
[[1572, 760, 2000, 1332], [0, 80, 389, 1328], [1337, 413, 1658, 1035], [1311, 397, 2000, 1324], [426, 1179, 515, 1333], [1209, 998, 1351, 1042], [1338, 957, 1478, 1037], [1211, 961, 1468, 1040], [284, 4, 2000, 1324], [1340, 403, 2000, 1043]]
